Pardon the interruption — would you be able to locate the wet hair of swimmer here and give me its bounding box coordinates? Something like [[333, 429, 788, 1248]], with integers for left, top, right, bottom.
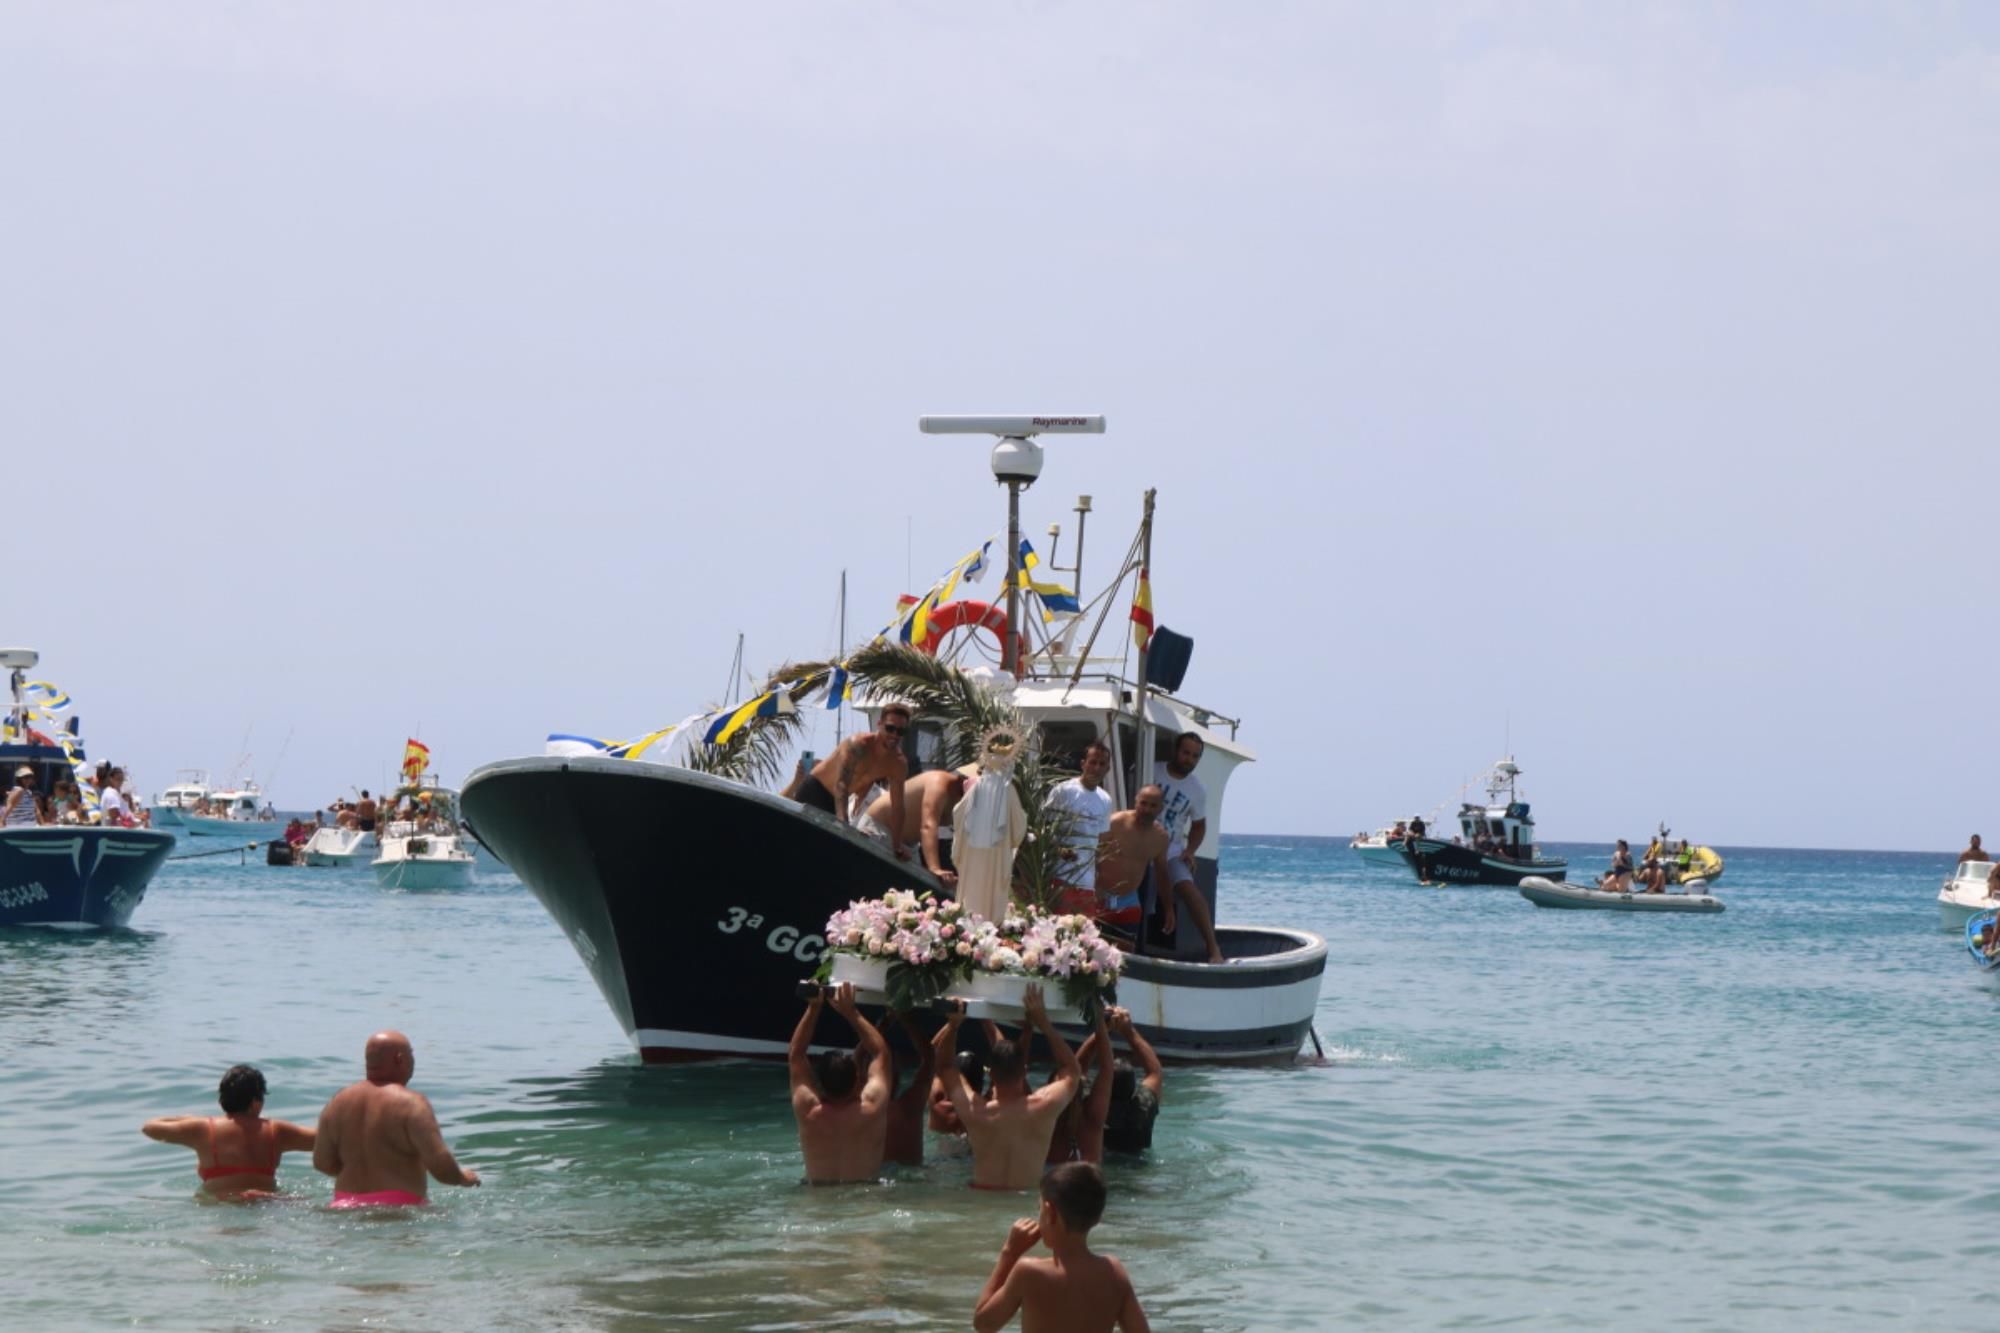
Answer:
[[955, 1051, 986, 1095], [987, 1038, 1026, 1085], [218, 1064, 267, 1114], [1040, 1162, 1107, 1234], [814, 1050, 859, 1100], [1109, 1058, 1137, 1104]]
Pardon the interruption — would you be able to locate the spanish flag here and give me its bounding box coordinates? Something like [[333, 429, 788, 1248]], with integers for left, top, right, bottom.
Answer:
[[400, 739, 431, 784], [1130, 568, 1154, 652]]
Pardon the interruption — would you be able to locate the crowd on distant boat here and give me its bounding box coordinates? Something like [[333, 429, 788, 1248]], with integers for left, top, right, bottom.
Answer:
[[3, 760, 151, 827]]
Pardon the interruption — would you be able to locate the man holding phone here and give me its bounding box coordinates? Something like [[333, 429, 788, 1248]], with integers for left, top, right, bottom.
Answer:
[[791, 704, 913, 860]]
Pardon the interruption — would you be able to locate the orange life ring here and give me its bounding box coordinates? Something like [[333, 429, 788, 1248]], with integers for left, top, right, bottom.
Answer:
[[915, 599, 1030, 664]]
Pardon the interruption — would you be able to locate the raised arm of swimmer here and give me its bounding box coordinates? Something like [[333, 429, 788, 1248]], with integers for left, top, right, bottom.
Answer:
[[789, 985, 827, 1110], [1111, 1007, 1165, 1100], [933, 1000, 975, 1123], [829, 983, 894, 1114], [1023, 986, 1081, 1113]]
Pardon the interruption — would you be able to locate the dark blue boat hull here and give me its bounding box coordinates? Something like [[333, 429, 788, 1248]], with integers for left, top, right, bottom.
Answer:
[[0, 827, 176, 928]]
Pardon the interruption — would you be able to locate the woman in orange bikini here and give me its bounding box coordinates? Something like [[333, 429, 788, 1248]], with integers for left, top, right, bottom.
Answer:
[[142, 1065, 317, 1199]]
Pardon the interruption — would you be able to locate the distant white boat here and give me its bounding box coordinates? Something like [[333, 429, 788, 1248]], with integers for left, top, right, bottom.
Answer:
[[148, 771, 211, 829], [181, 784, 282, 838], [372, 785, 475, 890], [1520, 875, 1725, 913], [300, 825, 375, 868], [1938, 861, 1999, 931]]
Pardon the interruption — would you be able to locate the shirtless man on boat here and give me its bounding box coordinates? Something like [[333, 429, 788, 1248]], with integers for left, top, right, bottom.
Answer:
[[789, 982, 894, 1183], [794, 704, 911, 858], [933, 988, 1080, 1191], [1097, 786, 1224, 962], [312, 1030, 480, 1208], [858, 767, 966, 885]]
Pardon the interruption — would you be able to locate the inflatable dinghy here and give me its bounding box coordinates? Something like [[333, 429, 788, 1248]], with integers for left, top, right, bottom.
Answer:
[[1519, 876, 1724, 913], [1966, 911, 2000, 985]]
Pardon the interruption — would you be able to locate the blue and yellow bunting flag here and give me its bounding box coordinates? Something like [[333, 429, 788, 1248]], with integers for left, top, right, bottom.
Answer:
[[703, 688, 797, 747], [825, 665, 850, 709], [1014, 539, 1081, 621]]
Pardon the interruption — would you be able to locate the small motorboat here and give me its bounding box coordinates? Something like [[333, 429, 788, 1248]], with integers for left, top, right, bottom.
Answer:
[[147, 770, 210, 829], [1938, 861, 1999, 931], [1519, 875, 1724, 913], [180, 784, 283, 839], [300, 824, 376, 868], [371, 785, 475, 890], [1965, 911, 2000, 988]]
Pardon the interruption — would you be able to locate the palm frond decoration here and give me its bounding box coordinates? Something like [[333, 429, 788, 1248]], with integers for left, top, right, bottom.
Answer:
[[844, 643, 1080, 911]]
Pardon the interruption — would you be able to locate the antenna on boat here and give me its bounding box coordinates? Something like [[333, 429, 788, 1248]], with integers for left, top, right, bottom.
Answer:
[[918, 415, 1106, 675], [836, 570, 847, 743], [723, 633, 745, 707]]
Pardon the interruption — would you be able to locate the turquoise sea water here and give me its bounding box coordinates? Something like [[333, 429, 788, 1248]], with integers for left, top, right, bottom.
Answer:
[[2, 836, 1994, 1330]]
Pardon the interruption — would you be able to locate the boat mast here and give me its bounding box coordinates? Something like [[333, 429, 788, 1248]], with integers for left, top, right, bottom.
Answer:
[[1131, 489, 1157, 791], [836, 570, 847, 743], [723, 633, 745, 706]]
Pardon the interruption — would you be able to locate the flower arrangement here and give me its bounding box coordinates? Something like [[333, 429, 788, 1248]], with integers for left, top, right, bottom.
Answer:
[[821, 888, 976, 1011], [820, 893, 1124, 1022], [967, 908, 1123, 1024]]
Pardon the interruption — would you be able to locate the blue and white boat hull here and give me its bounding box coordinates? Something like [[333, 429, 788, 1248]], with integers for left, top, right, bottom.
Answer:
[[0, 827, 176, 928]]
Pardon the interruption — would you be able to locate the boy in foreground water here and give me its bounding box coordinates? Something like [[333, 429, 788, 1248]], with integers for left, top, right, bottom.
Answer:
[[972, 1161, 1150, 1332]]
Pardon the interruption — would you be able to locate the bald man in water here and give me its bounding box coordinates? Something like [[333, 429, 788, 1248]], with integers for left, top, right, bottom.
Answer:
[[313, 1030, 480, 1207]]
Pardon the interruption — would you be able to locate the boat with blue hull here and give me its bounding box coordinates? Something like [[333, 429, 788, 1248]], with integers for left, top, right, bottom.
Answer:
[[1, 650, 175, 928], [1391, 758, 1568, 887]]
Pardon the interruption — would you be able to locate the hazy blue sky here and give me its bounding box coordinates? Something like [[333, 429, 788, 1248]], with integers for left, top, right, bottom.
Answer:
[[6, 3, 1995, 850]]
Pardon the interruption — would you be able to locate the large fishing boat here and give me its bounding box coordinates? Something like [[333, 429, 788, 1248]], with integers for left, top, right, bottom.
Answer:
[[464, 416, 1327, 1064], [1390, 758, 1569, 886], [0, 649, 175, 928]]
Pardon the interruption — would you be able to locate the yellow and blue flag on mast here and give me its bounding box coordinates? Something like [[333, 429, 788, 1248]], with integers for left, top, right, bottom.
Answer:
[[1015, 539, 1081, 620]]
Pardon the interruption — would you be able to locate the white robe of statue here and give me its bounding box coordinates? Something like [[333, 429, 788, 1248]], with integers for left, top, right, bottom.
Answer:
[[953, 771, 1026, 922]]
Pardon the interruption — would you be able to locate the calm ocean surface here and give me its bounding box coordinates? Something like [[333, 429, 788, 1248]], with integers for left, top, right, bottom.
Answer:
[[2, 836, 1993, 1330]]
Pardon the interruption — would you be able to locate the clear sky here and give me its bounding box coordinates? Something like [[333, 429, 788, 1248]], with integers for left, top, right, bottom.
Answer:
[[6, 4, 1995, 850]]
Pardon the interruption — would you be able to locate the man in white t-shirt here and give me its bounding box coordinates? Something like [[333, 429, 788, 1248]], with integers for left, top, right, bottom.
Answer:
[[1151, 731, 1224, 963], [1046, 741, 1115, 911]]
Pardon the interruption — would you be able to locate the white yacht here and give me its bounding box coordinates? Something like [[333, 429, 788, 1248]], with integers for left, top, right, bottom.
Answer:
[[371, 785, 476, 890], [148, 771, 211, 828], [180, 784, 282, 838], [1938, 860, 1998, 931]]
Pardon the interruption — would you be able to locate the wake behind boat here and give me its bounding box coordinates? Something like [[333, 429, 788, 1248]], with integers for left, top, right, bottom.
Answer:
[[1520, 875, 1725, 913], [464, 415, 1326, 1064], [0, 649, 174, 928]]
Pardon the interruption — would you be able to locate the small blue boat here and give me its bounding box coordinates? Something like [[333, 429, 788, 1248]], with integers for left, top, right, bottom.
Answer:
[[1965, 911, 2000, 985]]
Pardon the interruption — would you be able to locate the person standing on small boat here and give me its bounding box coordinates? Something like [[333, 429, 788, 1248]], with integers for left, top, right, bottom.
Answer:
[[796, 704, 911, 858], [142, 1064, 317, 1200], [1046, 741, 1116, 916], [788, 983, 893, 1183], [314, 1030, 480, 1207], [1403, 813, 1432, 884], [1092, 788, 1177, 936], [1959, 834, 1989, 864], [1150, 733, 1226, 963]]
